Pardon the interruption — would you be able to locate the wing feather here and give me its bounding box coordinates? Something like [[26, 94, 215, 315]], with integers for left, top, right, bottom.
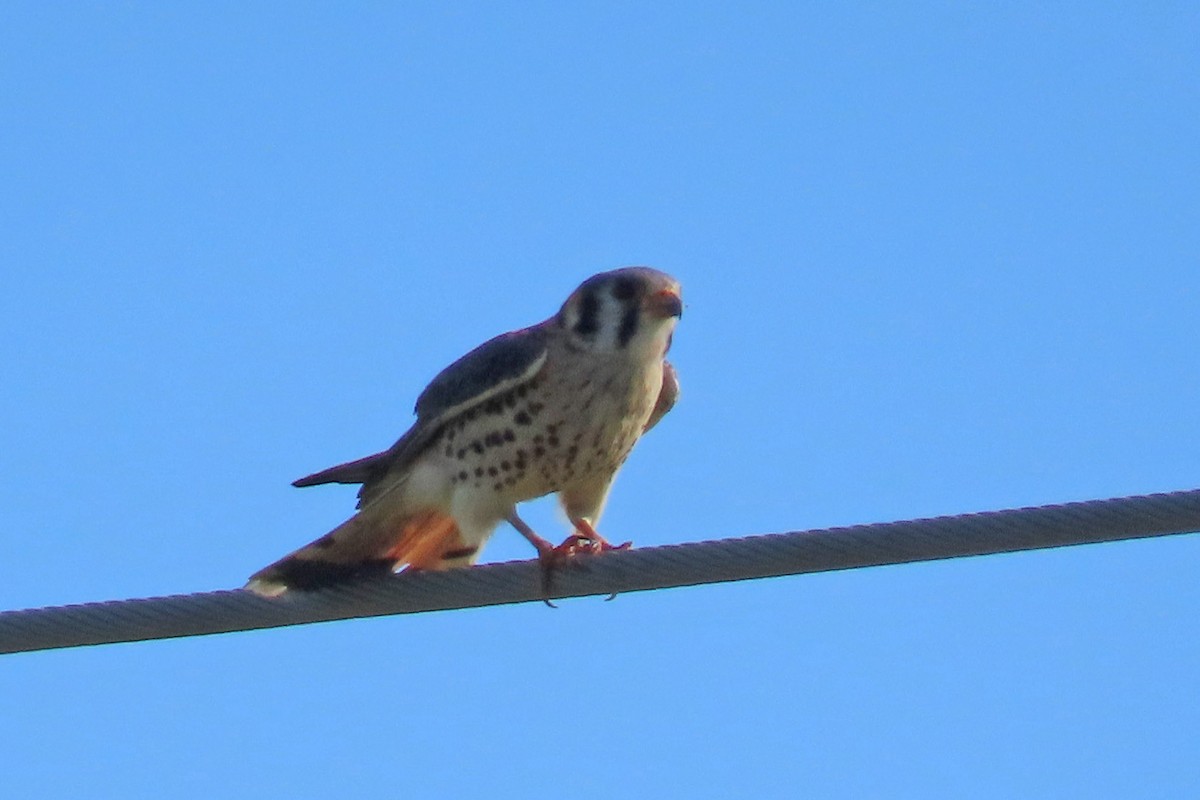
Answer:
[[644, 360, 679, 433], [292, 450, 393, 487], [414, 325, 549, 423], [292, 324, 551, 507]]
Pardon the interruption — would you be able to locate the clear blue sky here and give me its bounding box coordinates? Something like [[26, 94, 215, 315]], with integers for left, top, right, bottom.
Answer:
[[3, 3, 1198, 797]]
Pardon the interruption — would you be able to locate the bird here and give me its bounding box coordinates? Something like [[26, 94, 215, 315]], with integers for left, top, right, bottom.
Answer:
[[246, 266, 683, 596]]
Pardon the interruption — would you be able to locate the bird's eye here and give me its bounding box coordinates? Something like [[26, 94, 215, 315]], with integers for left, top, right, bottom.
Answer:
[[611, 278, 637, 301]]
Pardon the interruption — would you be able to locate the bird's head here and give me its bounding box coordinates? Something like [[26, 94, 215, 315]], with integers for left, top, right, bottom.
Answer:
[[557, 267, 683, 356]]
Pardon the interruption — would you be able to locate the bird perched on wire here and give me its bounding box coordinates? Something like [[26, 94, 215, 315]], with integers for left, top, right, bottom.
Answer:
[[247, 266, 683, 596]]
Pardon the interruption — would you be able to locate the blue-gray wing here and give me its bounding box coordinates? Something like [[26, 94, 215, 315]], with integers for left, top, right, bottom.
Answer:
[[292, 324, 550, 506], [414, 325, 549, 423]]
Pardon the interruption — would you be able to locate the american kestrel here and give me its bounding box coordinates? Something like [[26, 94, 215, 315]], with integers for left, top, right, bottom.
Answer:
[[247, 267, 682, 596]]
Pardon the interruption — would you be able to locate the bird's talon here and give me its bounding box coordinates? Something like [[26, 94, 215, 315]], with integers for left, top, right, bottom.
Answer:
[[555, 532, 633, 557]]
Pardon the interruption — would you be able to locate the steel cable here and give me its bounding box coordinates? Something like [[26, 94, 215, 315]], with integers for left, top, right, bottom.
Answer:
[[2, 487, 1199, 654]]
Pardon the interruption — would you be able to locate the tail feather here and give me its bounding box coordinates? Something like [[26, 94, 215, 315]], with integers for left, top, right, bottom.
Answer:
[[246, 508, 472, 597]]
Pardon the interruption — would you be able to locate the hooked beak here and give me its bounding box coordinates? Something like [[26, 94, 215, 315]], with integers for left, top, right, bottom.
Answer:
[[645, 288, 684, 320]]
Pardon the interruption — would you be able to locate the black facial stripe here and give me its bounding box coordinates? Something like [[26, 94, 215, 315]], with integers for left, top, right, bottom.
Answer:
[[612, 277, 637, 301], [575, 290, 599, 337], [618, 304, 639, 347]]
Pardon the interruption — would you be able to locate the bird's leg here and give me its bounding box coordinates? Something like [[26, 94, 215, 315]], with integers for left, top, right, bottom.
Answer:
[[505, 510, 556, 559], [506, 510, 568, 605], [559, 516, 633, 556]]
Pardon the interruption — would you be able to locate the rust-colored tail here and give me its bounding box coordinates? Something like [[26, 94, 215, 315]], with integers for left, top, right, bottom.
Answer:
[[246, 508, 473, 596]]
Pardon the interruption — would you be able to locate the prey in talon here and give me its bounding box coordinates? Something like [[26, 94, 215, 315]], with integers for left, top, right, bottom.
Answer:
[[247, 267, 682, 600]]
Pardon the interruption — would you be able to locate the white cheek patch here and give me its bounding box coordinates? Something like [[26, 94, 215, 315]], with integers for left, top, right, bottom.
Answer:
[[597, 296, 624, 349], [647, 318, 678, 355], [584, 294, 635, 351]]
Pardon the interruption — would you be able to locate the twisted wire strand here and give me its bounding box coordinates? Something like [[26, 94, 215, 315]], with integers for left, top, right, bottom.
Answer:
[[3, 487, 1199, 655]]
